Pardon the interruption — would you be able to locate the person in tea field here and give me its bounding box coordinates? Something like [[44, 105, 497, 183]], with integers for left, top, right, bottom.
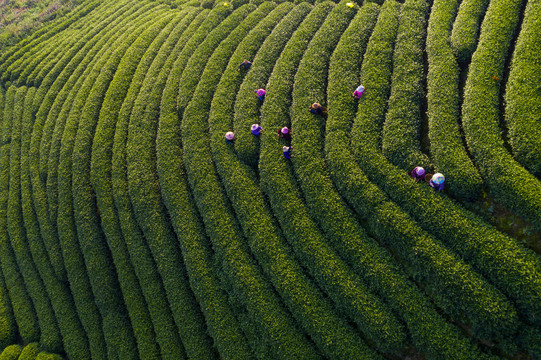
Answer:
[[255, 88, 266, 101], [430, 173, 445, 191], [237, 59, 252, 71], [277, 126, 291, 140], [410, 166, 425, 182], [353, 84, 365, 99], [283, 145, 292, 159], [309, 102, 326, 115], [225, 131, 235, 144], [251, 123, 263, 136]]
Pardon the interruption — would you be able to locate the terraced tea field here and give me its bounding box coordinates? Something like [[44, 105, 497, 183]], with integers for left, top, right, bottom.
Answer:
[[0, 0, 539, 358]]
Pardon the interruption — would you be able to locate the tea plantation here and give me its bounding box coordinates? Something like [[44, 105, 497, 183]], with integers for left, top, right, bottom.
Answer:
[[0, 0, 539, 358]]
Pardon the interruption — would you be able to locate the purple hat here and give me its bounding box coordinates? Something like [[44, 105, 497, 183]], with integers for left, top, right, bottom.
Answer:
[[251, 124, 259, 131], [432, 173, 445, 184], [281, 127, 289, 134], [414, 167, 425, 176]]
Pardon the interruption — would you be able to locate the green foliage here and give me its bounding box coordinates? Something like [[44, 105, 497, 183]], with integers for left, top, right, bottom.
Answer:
[[20, 0, 128, 86], [92, 8, 204, 360], [257, 2, 383, 358], [461, 0, 541, 231], [70, 9, 180, 360], [288, 1, 406, 353], [29, 0, 144, 292], [425, 0, 483, 200], [20, 87, 90, 360], [328, 3, 492, 359], [353, 0, 400, 152], [35, 352, 62, 360], [156, 7, 256, 359], [109, 5, 232, 359], [210, 1, 388, 358], [18, 342, 39, 360], [42, 2, 154, 282], [450, 0, 490, 63], [126, 10, 217, 359], [182, 3, 331, 359], [0, 0, 88, 52], [504, 0, 541, 177], [0, 344, 21, 360], [381, 0, 430, 170], [0, 269, 15, 351], [0, 86, 40, 345], [0, 0, 539, 357], [351, 52, 541, 340], [0, 0, 101, 77], [7, 86, 62, 353], [94, 8, 209, 360], [233, 1, 311, 165], [54, 5, 171, 360], [176, 2, 238, 113], [350, 0, 521, 342]]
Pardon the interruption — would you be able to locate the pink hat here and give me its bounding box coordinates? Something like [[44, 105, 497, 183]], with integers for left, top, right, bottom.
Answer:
[[251, 124, 259, 131], [256, 88, 266, 97], [281, 127, 289, 134], [225, 131, 235, 140]]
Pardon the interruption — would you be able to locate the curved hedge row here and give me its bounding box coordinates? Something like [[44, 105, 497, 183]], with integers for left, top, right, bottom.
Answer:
[[350, 18, 541, 333], [4, 0, 130, 86], [450, 0, 490, 63], [126, 11, 219, 359], [381, 0, 430, 171], [42, 2, 154, 277], [232, 2, 310, 166], [92, 9, 203, 360], [208, 2, 387, 358], [0, 0, 102, 80], [71, 10, 181, 360], [346, 0, 521, 342], [504, 0, 541, 178], [0, 86, 39, 345], [7, 86, 62, 353], [0, 85, 15, 352], [0, 265, 15, 351], [18, 343, 38, 360], [461, 0, 541, 230], [55, 6, 168, 359], [425, 0, 483, 201], [325, 3, 495, 359], [32, 1, 137, 89], [257, 3, 382, 359], [109, 7, 224, 359], [35, 352, 62, 360], [156, 8, 258, 360], [17, 0, 126, 86], [177, 4, 258, 115], [55, 6, 166, 358], [182, 3, 330, 359], [20, 87, 90, 360], [30, 0, 153, 288], [0, 87, 15, 352], [287, 1, 408, 353], [0, 344, 21, 360], [94, 8, 209, 360]]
